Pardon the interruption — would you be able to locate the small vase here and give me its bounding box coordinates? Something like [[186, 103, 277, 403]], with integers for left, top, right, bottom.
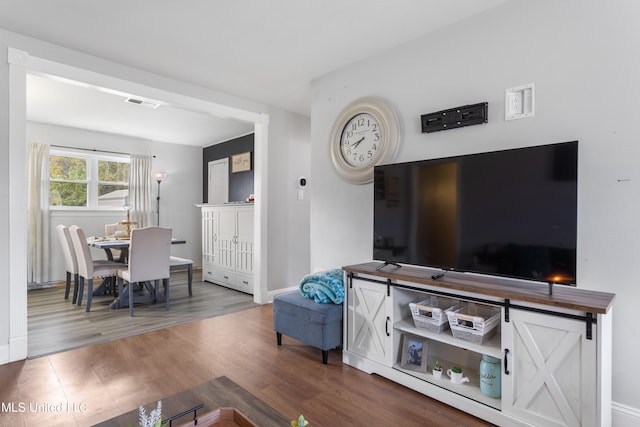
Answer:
[[432, 369, 442, 379], [446, 369, 470, 384], [480, 354, 501, 398]]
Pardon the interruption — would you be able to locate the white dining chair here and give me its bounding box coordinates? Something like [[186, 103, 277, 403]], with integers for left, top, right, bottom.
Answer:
[[104, 222, 128, 236], [118, 227, 172, 317], [56, 225, 79, 302], [69, 225, 122, 312]]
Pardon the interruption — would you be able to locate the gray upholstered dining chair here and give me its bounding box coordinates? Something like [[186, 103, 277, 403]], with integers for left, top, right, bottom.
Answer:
[[117, 226, 172, 317], [69, 225, 122, 312], [56, 224, 79, 302]]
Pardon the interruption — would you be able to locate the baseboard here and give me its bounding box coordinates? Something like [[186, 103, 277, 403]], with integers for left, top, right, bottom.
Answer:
[[265, 286, 298, 303], [0, 334, 28, 365], [0, 343, 8, 365], [10, 335, 28, 362], [613, 401, 640, 427]]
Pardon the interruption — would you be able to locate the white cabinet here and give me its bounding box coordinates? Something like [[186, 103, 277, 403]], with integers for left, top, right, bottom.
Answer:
[[346, 276, 393, 366], [201, 207, 217, 282], [502, 308, 598, 427], [201, 204, 254, 294], [342, 262, 614, 427], [217, 206, 254, 276]]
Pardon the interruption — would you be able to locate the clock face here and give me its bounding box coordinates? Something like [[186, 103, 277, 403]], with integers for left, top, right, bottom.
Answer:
[[329, 97, 401, 184], [340, 113, 383, 167]]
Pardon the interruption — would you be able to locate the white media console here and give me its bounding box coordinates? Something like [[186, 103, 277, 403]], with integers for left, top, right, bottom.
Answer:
[[342, 262, 615, 427]]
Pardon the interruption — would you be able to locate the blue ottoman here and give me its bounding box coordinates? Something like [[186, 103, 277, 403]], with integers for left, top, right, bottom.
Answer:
[[273, 290, 343, 364]]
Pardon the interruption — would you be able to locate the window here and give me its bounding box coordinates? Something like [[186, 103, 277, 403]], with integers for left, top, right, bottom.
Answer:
[[49, 154, 87, 207], [49, 150, 130, 209], [97, 158, 130, 208]]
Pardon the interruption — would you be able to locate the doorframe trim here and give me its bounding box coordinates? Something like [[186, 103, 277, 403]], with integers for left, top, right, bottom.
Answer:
[[6, 47, 269, 363]]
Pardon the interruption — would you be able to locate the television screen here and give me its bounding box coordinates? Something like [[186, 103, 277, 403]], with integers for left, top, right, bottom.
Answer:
[[373, 141, 578, 285]]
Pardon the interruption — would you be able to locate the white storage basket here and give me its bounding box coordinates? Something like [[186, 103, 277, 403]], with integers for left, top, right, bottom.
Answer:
[[446, 303, 500, 345], [409, 296, 460, 334]]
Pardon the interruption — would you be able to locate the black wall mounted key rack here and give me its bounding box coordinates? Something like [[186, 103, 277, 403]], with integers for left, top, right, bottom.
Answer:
[[421, 102, 488, 133]]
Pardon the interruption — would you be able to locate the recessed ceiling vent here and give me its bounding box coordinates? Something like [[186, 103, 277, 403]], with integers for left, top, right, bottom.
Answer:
[[124, 97, 160, 109]]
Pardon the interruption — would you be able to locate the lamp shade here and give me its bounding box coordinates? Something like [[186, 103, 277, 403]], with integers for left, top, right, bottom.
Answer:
[[154, 171, 168, 183], [122, 196, 133, 210]]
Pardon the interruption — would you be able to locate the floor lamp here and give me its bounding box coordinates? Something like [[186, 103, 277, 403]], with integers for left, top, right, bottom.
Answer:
[[154, 171, 168, 226]]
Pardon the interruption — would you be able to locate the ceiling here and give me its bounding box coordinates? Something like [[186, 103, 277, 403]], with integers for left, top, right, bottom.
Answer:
[[1, 0, 510, 146], [26, 74, 255, 146]]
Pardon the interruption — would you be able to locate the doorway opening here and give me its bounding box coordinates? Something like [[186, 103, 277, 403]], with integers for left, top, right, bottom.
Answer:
[[8, 48, 269, 362]]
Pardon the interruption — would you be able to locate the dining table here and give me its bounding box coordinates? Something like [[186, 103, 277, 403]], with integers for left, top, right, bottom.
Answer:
[[88, 236, 187, 309], [89, 236, 186, 261]]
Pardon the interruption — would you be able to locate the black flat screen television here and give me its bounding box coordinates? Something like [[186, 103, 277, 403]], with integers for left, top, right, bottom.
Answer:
[[373, 141, 578, 285]]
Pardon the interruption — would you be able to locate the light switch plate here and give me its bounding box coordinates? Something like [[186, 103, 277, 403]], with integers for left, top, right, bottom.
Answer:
[[505, 83, 535, 120]]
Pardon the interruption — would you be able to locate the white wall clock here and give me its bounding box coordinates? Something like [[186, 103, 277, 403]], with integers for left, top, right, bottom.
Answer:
[[330, 96, 401, 184]]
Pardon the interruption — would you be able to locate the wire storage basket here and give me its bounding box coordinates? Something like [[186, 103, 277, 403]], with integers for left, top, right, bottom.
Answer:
[[446, 303, 501, 345], [409, 296, 460, 333]]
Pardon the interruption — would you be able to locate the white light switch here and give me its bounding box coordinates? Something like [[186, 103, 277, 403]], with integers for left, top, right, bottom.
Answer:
[[505, 83, 535, 120]]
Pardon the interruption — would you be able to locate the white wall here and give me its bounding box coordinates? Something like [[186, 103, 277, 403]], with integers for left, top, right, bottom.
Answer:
[[310, 0, 640, 422], [28, 122, 202, 281], [265, 108, 312, 292]]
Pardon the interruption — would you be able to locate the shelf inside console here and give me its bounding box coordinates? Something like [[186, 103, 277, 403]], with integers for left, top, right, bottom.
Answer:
[[394, 361, 502, 411], [394, 319, 502, 359]]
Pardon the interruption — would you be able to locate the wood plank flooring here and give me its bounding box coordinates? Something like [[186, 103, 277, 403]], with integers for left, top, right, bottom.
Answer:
[[2, 298, 495, 427], [27, 270, 259, 358]]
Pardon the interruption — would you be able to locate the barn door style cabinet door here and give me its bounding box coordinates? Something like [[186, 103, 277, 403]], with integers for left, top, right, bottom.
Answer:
[[502, 308, 600, 427], [346, 276, 393, 367], [200, 204, 254, 294], [341, 263, 615, 427]]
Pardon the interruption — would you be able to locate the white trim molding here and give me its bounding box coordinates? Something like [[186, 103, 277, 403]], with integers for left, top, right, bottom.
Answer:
[[253, 113, 269, 304], [8, 47, 29, 362], [612, 402, 640, 427], [0, 344, 9, 365], [265, 286, 298, 304], [8, 47, 28, 66]]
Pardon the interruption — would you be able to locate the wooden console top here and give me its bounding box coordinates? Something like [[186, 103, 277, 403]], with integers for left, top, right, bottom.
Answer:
[[343, 262, 615, 314]]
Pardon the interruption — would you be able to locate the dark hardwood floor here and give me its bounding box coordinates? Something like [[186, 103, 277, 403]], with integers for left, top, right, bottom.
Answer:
[[2, 296, 494, 426]]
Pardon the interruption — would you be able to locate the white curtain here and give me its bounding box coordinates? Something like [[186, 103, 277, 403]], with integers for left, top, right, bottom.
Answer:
[[27, 143, 50, 285], [129, 154, 154, 228]]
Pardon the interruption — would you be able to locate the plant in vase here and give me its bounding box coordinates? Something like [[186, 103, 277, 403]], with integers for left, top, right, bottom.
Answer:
[[432, 360, 442, 378], [291, 414, 309, 426], [447, 366, 470, 384], [136, 401, 162, 427]]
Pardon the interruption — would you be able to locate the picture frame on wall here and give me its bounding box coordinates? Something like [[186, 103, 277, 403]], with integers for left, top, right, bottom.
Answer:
[[231, 151, 251, 173], [400, 334, 428, 372]]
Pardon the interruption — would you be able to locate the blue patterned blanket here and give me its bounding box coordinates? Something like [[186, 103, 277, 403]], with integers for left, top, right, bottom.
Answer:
[[299, 269, 345, 304]]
